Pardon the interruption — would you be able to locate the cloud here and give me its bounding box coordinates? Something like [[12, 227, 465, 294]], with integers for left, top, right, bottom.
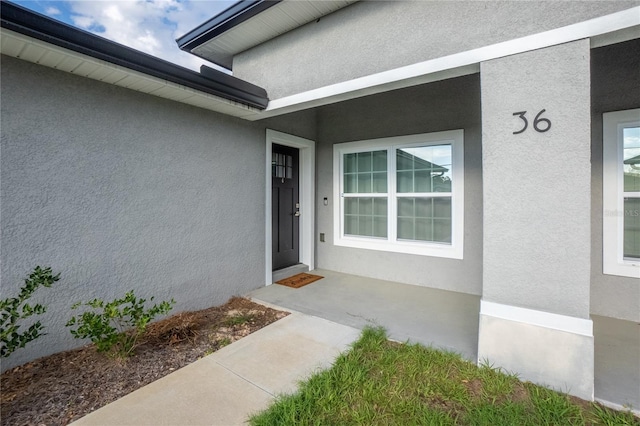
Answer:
[[45, 6, 61, 15], [64, 0, 235, 72]]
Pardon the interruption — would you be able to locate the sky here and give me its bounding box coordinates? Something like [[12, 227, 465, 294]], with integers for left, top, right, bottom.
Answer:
[[12, 0, 237, 72]]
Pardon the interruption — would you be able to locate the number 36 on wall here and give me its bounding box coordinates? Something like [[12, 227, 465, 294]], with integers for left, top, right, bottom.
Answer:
[[512, 109, 551, 134]]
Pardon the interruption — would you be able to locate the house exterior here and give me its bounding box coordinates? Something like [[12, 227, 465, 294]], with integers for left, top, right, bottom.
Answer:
[[1, 0, 639, 411]]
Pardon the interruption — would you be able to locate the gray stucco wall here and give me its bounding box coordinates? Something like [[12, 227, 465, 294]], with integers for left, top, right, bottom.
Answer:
[[590, 39, 640, 322], [315, 74, 483, 295], [0, 55, 313, 370], [233, 1, 638, 99], [481, 40, 592, 319]]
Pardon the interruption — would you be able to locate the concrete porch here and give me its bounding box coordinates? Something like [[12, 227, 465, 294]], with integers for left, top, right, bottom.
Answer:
[[249, 269, 481, 361]]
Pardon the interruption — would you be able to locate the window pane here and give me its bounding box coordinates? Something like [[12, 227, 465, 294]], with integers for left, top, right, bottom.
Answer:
[[359, 198, 373, 215], [398, 217, 414, 240], [344, 197, 387, 238], [433, 198, 452, 219], [373, 217, 388, 238], [359, 215, 373, 236], [358, 173, 372, 193], [373, 172, 387, 193], [433, 219, 452, 243], [397, 197, 452, 243], [398, 198, 414, 217], [397, 145, 452, 193], [344, 174, 357, 193], [345, 153, 357, 173], [373, 151, 387, 171], [397, 150, 413, 170], [624, 197, 640, 259], [358, 152, 372, 172], [344, 151, 387, 195], [345, 215, 358, 235], [415, 198, 433, 218], [373, 198, 387, 216], [415, 170, 431, 192], [345, 198, 358, 215], [397, 171, 413, 193], [433, 175, 452, 192], [623, 127, 640, 192], [415, 218, 433, 241]]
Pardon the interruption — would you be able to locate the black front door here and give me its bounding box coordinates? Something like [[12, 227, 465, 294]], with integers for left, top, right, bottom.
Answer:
[[272, 144, 300, 271]]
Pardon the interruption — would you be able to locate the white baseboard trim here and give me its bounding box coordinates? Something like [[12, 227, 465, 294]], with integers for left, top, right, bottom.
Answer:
[[595, 398, 640, 417], [480, 300, 593, 337]]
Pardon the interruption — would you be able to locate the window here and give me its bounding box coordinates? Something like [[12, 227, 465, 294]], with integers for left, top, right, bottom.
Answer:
[[603, 109, 640, 278], [333, 130, 464, 258]]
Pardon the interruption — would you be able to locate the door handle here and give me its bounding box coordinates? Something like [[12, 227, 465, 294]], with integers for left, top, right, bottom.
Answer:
[[294, 211, 301, 217]]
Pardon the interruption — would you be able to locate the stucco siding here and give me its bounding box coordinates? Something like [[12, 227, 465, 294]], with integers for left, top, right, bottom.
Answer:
[[482, 40, 592, 319], [315, 74, 482, 296], [590, 39, 640, 322], [233, 1, 638, 99], [0, 55, 272, 370]]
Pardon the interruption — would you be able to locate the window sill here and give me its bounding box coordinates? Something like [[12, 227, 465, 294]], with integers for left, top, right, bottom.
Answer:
[[335, 236, 463, 259], [603, 261, 640, 279]]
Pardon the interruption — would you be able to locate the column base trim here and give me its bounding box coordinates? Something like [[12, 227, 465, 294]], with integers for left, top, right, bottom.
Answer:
[[480, 300, 593, 337]]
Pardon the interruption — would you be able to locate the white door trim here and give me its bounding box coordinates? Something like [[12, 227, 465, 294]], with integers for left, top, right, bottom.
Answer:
[[265, 129, 316, 285]]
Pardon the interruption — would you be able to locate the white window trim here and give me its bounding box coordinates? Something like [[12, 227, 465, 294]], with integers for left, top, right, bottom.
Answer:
[[602, 108, 640, 278], [333, 130, 464, 259]]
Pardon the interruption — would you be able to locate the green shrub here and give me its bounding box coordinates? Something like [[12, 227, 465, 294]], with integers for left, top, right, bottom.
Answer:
[[66, 291, 175, 357], [1, 266, 60, 358]]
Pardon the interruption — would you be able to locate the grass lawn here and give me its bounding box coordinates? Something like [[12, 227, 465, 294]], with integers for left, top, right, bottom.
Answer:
[[250, 327, 638, 426]]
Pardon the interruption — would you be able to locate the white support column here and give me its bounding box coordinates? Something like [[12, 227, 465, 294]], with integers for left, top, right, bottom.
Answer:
[[479, 39, 594, 400]]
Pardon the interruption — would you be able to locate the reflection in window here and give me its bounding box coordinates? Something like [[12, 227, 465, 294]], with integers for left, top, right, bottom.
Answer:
[[396, 145, 452, 193], [396, 145, 452, 244]]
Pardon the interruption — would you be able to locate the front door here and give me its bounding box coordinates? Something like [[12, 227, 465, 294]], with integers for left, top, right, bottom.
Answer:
[[272, 144, 300, 270]]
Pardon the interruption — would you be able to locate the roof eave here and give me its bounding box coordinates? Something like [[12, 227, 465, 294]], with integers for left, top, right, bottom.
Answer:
[[0, 1, 269, 110], [176, 0, 281, 69]]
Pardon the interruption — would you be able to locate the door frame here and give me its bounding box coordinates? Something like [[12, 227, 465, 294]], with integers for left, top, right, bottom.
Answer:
[[265, 129, 315, 285]]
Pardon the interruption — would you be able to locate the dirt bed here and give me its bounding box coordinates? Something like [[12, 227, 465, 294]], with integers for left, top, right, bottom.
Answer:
[[1, 297, 289, 426]]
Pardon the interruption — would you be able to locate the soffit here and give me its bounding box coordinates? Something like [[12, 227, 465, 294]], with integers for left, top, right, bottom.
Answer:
[[0, 28, 262, 119], [185, 0, 356, 70]]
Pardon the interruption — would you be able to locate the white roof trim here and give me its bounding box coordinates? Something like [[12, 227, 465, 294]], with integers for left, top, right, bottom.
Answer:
[[0, 27, 262, 119], [247, 6, 640, 121]]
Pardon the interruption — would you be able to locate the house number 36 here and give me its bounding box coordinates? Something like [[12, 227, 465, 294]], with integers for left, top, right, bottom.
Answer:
[[512, 109, 551, 134]]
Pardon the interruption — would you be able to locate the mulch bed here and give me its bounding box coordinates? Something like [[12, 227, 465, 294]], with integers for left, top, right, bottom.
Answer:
[[0, 297, 289, 426]]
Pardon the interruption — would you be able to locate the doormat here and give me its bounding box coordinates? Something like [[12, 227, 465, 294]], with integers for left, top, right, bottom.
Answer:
[[276, 273, 324, 289]]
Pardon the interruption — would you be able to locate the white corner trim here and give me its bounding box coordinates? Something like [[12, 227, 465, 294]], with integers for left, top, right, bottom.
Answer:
[[247, 7, 640, 121], [265, 130, 316, 286], [480, 300, 593, 337]]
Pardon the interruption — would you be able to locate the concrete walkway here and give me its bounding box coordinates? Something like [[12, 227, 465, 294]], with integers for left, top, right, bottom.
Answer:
[[72, 312, 360, 426]]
